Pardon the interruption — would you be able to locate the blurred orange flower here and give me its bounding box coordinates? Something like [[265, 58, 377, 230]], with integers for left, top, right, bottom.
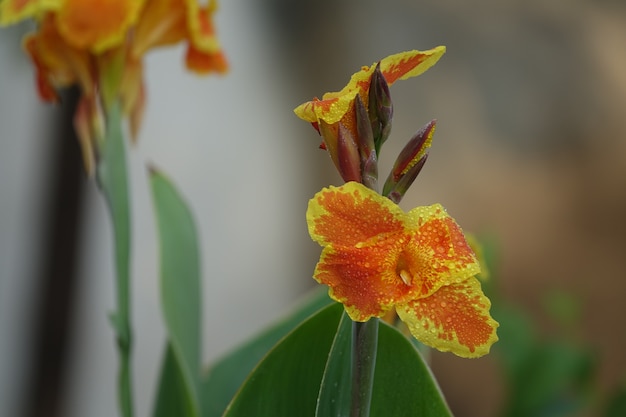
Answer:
[[1, 0, 228, 174], [307, 181, 499, 358]]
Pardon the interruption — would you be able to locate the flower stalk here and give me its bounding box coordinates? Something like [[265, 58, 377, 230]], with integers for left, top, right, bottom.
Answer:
[[351, 319, 379, 417]]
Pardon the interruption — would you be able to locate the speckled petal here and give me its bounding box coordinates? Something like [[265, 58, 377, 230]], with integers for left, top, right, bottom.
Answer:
[[293, 47, 446, 126], [315, 239, 408, 321], [401, 204, 480, 298], [396, 277, 499, 358], [307, 182, 405, 247]]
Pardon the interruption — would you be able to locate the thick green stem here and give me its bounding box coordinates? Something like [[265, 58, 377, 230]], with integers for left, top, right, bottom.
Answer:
[[351, 319, 379, 417], [98, 103, 133, 417]]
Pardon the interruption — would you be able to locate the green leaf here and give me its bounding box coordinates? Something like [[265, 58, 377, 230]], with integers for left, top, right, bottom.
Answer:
[[97, 102, 133, 417], [370, 322, 452, 417], [150, 169, 202, 417], [315, 312, 353, 417], [223, 303, 344, 417], [154, 344, 196, 417], [221, 302, 452, 417], [202, 289, 333, 417]]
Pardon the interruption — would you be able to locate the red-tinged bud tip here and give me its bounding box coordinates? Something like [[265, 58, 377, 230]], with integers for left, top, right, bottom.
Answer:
[[391, 119, 436, 180]]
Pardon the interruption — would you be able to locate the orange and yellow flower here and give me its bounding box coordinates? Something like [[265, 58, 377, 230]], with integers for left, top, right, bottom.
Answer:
[[307, 181, 498, 358], [0, 0, 227, 174], [293, 47, 444, 175]]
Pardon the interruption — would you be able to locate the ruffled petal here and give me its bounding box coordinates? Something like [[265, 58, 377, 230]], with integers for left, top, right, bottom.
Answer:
[[401, 204, 480, 298], [307, 182, 405, 247], [396, 277, 499, 358], [56, 0, 144, 52], [315, 239, 409, 321]]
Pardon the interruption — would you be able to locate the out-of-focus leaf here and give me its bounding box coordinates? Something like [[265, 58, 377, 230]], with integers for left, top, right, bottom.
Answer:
[[202, 289, 333, 417], [150, 169, 201, 417], [223, 303, 344, 417], [604, 383, 626, 417], [315, 312, 353, 417], [495, 304, 594, 417], [153, 344, 195, 417]]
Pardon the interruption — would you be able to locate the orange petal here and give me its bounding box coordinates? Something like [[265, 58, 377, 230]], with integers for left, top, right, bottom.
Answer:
[[56, 0, 144, 52], [185, 44, 227, 74], [185, 0, 220, 51], [307, 182, 405, 247], [132, 0, 186, 57], [315, 240, 408, 321], [396, 277, 499, 358], [379, 47, 445, 85], [401, 204, 480, 298], [293, 47, 445, 127], [22, 14, 95, 99]]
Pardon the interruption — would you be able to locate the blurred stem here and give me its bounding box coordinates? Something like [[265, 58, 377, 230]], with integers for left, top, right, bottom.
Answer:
[[97, 102, 134, 417], [351, 319, 379, 417]]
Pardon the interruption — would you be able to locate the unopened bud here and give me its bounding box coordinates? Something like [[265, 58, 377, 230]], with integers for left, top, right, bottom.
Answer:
[[368, 64, 393, 154], [355, 94, 377, 189], [382, 120, 436, 201]]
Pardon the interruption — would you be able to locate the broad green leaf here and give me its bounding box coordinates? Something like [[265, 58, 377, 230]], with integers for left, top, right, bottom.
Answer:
[[154, 343, 196, 417], [223, 303, 344, 417], [202, 288, 333, 417], [150, 169, 202, 417], [315, 312, 353, 417], [97, 102, 133, 417], [221, 301, 452, 417], [370, 322, 452, 417]]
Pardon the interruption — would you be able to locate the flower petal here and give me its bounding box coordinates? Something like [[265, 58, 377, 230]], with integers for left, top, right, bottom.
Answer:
[[0, 0, 58, 25], [293, 47, 446, 127], [307, 182, 405, 247], [379, 46, 445, 85], [22, 14, 95, 98], [56, 0, 144, 52], [401, 204, 480, 298], [315, 239, 408, 321], [396, 277, 499, 358], [185, 43, 227, 74]]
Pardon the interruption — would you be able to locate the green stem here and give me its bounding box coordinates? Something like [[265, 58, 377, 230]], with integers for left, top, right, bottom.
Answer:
[[351, 319, 379, 417], [98, 102, 134, 417]]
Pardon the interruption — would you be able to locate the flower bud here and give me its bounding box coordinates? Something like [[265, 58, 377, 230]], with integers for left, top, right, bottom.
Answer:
[[354, 94, 377, 189], [368, 63, 393, 154], [382, 120, 436, 201]]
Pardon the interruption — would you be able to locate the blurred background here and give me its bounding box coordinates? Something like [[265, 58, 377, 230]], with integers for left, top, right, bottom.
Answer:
[[1, 0, 626, 416]]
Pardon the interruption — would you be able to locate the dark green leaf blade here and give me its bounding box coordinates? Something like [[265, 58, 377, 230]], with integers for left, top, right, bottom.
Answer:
[[222, 303, 344, 417], [315, 312, 353, 417], [150, 169, 202, 417], [154, 343, 197, 417], [370, 322, 453, 417], [202, 288, 333, 417]]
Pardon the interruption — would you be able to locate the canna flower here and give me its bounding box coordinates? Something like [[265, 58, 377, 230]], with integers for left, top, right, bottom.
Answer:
[[0, 0, 227, 175], [307, 181, 498, 358], [294, 47, 445, 182]]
